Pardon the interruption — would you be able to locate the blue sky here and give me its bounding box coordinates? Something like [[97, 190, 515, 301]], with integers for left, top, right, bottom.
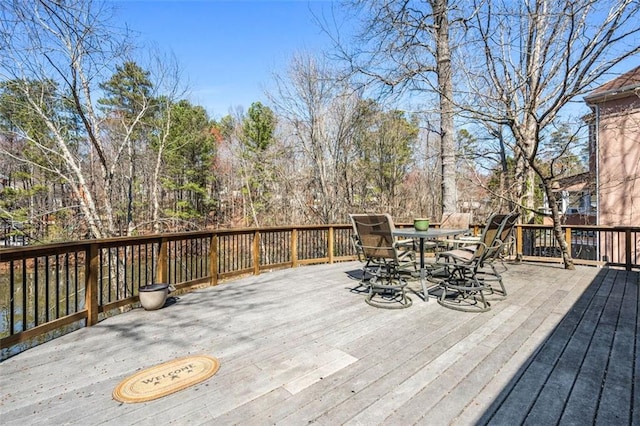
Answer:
[[112, 0, 339, 118], [111, 1, 638, 122]]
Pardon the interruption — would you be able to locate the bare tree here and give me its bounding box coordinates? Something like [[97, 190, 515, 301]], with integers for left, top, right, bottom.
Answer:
[[0, 1, 192, 239], [0, 0, 132, 238], [268, 53, 364, 223], [144, 51, 185, 233], [462, 0, 640, 268], [327, 0, 467, 216]]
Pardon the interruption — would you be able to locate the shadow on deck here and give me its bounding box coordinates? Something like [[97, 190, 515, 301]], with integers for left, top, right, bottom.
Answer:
[[479, 267, 639, 425], [0, 262, 637, 425]]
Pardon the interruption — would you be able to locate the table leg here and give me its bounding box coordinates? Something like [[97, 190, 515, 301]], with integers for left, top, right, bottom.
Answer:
[[419, 237, 428, 302]]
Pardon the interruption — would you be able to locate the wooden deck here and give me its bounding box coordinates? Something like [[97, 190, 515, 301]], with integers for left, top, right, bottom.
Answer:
[[1, 261, 638, 425]]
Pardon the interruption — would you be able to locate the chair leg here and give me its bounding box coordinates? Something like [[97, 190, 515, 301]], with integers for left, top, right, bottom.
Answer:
[[365, 265, 413, 309], [489, 263, 507, 296], [437, 268, 491, 312], [476, 263, 507, 299]]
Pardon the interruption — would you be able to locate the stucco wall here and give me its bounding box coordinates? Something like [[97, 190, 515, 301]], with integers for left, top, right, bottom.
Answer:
[[597, 96, 640, 226]]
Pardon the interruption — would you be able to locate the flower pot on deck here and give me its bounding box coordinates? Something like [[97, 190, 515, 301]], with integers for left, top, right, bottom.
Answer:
[[139, 283, 170, 310]]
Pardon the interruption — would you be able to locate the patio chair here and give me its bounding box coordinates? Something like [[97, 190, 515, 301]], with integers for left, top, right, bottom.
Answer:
[[431, 213, 509, 312], [429, 212, 473, 251], [475, 212, 520, 297], [444, 213, 520, 297], [350, 213, 416, 309], [350, 213, 415, 278]]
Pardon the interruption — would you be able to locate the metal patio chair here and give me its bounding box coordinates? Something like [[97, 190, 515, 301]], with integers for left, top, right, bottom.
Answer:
[[431, 213, 509, 312], [480, 212, 519, 297], [350, 213, 416, 309], [440, 212, 519, 298]]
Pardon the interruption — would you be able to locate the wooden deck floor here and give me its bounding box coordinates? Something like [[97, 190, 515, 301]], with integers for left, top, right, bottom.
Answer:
[[1, 261, 638, 425]]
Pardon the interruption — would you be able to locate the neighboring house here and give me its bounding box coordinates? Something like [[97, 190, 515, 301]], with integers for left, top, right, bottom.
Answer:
[[550, 172, 596, 225], [584, 66, 640, 227]]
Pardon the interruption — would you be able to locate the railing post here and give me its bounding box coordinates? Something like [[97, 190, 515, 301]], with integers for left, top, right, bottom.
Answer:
[[210, 234, 218, 285], [328, 226, 335, 264], [516, 225, 523, 261], [253, 230, 260, 275], [565, 227, 572, 256], [157, 238, 168, 284], [625, 229, 632, 271], [291, 228, 298, 267], [85, 243, 99, 327]]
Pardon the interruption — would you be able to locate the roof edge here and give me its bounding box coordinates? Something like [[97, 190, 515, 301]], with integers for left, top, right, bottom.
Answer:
[[584, 83, 640, 104]]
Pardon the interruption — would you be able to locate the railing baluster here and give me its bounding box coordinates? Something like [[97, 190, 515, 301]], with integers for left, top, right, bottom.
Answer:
[[55, 254, 60, 320], [45, 255, 50, 323], [9, 261, 14, 334], [211, 234, 218, 285], [253, 230, 260, 275], [292, 228, 298, 267], [34, 257, 39, 327], [625, 229, 632, 271], [65, 253, 70, 315], [328, 226, 334, 264], [137, 244, 141, 295], [74, 251, 79, 312], [22, 258, 27, 333]]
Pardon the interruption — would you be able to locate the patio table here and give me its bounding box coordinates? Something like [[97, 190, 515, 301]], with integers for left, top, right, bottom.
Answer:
[[393, 228, 467, 301]]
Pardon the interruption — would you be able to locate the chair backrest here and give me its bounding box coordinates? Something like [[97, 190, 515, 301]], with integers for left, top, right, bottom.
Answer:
[[498, 213, 519, 244], [490, 212, 520, 260], [475, 213, 509, 260], [349, 215, 365, 261], [477, 212, 522, 264], [440, 212, 471, 231], [350, 214, 396, 260]]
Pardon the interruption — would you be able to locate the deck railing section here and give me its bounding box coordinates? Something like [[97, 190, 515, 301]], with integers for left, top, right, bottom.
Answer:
[[1, 223, 637, 359], [0, 225, 354, 358], [516, 224, 640, 270]]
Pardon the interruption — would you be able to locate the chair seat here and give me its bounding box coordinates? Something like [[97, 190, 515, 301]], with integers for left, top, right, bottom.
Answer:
[[438, 248, 474, 262]]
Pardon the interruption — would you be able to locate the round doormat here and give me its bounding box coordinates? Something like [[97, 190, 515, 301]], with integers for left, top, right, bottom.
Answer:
[[113, 355, 220, 403]]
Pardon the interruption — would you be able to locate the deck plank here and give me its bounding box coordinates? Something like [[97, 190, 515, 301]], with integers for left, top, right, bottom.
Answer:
[[523, 268, 615, 424], [594, 270, 639, 425], [401, 291, 568, 425], [559, 269, 624, 424], [452, 265, 592, 425], [481, 267, 607, 424], [0, 261, 637, 425]]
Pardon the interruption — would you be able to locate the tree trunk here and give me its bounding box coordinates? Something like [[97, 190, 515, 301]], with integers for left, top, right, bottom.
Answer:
[[432, 0, 457, 215], [542, 181, 575, 270]]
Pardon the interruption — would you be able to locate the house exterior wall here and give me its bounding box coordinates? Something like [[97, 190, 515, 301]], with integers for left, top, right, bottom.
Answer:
[[595, 95, 640, 226]]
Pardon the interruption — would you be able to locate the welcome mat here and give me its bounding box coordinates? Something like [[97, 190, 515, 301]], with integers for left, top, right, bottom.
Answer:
[[113, 355, 220, 403]]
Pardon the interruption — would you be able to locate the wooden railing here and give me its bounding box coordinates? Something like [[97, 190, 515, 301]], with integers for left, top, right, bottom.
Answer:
[[515, 224, 640, 271], [0, 225, 354, 359], [1, 223, 638, 359]]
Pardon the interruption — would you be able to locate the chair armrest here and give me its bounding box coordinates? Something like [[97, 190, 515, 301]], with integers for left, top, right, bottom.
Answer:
[[436, 241, 488, 264], [395, 238, 415, 246], [437, 237, 479, 251], [441, 238, 477, 245]]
